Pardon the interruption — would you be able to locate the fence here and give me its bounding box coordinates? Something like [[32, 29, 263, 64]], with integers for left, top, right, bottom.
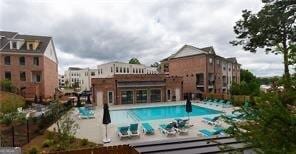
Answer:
[[203, 93, 251, 106], [44, 145, 138, 154]]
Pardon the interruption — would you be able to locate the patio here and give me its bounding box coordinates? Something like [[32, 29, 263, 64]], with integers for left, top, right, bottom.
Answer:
[[48, 101, 237, 146]]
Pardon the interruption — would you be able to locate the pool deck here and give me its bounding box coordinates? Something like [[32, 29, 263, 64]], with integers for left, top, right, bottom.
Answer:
[[48, 101, 238, 146]]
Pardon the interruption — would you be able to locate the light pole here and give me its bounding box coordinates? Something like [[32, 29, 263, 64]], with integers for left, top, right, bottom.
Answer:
[[26, 113, 31, 143]]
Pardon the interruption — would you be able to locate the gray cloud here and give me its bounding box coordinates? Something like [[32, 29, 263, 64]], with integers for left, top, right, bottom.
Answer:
[[0, 0, 287, 76]]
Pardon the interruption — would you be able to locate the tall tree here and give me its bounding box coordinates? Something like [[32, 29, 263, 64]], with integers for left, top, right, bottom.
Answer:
[[150, 62, 160, 67], [230, 0, 296, 89], [128, 58, 141, 64]]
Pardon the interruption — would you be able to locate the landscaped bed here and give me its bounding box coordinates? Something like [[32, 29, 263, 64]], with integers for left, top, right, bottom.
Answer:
[[22, 131, 101, 154]]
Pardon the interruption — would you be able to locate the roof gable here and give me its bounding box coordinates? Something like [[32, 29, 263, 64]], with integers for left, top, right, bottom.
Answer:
[[166, 45, 216, 60], [173, 45, 207, 58]]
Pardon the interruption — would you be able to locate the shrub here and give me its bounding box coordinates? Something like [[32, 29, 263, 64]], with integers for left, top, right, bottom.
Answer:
[[46, 131, 55, 140], [29, 147, 38, 154], [42, 139, 53, 148], [0, 79, 15, 92], [80, 138, 88, 146], [0, 92, 25, 114]]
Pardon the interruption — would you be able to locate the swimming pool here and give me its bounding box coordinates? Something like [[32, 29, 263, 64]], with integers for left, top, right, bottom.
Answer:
[[110, 104, 222, 124]]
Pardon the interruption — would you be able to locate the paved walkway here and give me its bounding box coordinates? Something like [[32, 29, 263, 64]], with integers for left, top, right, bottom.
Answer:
[[48, 101, 236, 146]]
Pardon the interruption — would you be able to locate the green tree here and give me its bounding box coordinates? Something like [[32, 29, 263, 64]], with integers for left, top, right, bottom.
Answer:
[[128, 58, 141, 64], [55, 110, 79, 149], [0, 92, 25, 114], [230, 0, 296, 89], [224, 91, 296, 153], [150, 62, 160, 67], [240, 69, 256, 83], [230, 69, 260, 96], [0, 80, 15, 92]]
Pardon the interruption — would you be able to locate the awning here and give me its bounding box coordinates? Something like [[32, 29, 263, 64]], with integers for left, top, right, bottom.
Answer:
[[117, 81, 165, 88]]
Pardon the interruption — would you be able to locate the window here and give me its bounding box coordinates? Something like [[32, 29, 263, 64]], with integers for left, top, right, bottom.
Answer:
[[19, 56, 25, 65], [216, 59, 220, 65], [116, 67, 118, 73], [209, 58, 213, 64], [108, 91, 113, 104], [28, 43, 33, 50], [111, 67, 113, 73], [4, 56, 10, 65], [136, 90, 147, 103], [120, 67, 122, 73], [5, 72, 11, 80], [133, 68, 135, 73], [12, 42, 17, 49], [127, 68, 129, 73], [150, 89, 161, 102], [91, 72, 95, 76], [123, 67, 126, 73], [32, 72, 41, 82], [121, 91, 133, 104], [33, 57, 39, 66], [20, 72, 26, 81]]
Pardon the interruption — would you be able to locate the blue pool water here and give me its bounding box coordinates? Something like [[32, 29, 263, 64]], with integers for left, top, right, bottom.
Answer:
[[110, 105, 222, 124]]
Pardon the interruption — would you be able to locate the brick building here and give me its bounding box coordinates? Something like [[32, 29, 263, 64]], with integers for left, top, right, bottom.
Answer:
[[0, 31, 58, 100], [92, 74, 183, 105], [160, 45, 240, 99]]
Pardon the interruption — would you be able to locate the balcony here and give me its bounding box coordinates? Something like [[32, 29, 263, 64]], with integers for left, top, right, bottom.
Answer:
[[208, 80, 215, 89], [196, 81, 204, 87]]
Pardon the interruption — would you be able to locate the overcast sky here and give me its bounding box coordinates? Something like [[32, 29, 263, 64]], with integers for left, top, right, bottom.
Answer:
[[0, 0, 286, 77]]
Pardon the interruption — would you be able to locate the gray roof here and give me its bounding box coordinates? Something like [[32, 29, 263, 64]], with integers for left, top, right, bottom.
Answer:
[[227, 57, 238, 63], [130, 136, 252, 154], [0, 31, 17, 49], [0, 31, 52, 53], [161, 45, 215, 61], [68, 67, 84, 70]]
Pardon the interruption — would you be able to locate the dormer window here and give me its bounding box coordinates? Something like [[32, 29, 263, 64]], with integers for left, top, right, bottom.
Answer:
[[12, 41, 17, 49], [29, 44, 33, 50]]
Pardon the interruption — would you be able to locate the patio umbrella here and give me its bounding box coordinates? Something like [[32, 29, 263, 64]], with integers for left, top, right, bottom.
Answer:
[[102, 103, 111, 143], [76, 94, 81, 107], [86, 94, 91, 104], [186, 98, 192, 120]]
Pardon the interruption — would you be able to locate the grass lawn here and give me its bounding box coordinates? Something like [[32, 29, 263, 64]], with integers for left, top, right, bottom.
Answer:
[[22, 131, 101, 154]]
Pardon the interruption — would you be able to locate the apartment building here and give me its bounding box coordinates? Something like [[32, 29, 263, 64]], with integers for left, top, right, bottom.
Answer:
[[96, 61, 158, 78], [63, 67, 98, 91], [92, 74, 183, 105], [0, 31, 58, 100], [58, 75, 65, 87], [62, 62, 158, 91], [160, 45, 240, 99]]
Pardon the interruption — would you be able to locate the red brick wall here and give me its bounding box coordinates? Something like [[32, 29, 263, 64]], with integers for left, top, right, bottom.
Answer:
[[91, 74, 183, 106], [92, 78, 116, 105], [43, 56, 58, 99], [168, 55, 207, 94], [0, 53, 58, 99]]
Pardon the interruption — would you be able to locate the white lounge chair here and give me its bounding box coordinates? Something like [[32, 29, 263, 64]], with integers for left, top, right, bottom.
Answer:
[[129, 123, 140, 137], [159, 124, 177, 136], [117, 126, 130, 139]]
